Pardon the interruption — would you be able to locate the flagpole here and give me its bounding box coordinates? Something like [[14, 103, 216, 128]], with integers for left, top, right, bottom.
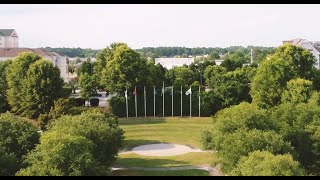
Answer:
[[199, 85, 201, 117], [190, 85, 192, 117], [154, 85, 156, 117], [181, 85, 182, 117], [163, 81, 165, 117], [126, 87, 128, 118], [144, 86, 146, 117], [171, 86, 173, 117], [135, 86, 137, 118]]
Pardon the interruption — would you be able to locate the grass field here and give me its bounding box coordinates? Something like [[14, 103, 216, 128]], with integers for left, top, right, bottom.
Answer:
[[111, 169, 209, 176], [115, 152, 214, 168], [118, 117, 213, 150]]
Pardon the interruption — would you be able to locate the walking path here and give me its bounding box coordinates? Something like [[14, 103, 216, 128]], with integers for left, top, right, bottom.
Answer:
[[112, 164, 223, 176], [120, 143, 203, 156]]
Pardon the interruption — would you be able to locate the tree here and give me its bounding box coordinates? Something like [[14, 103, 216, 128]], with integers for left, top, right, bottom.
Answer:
[[79, 73, 98, 103], [0, 113, 39, 175], [204, 66, 252, 107], [270, 101, 320, 173], [68, 61, 76, 74], [101, 43, 150, 94], [47, 111, 124, 166], [0, 60, 12, 113], [0, 145, 19, 176], [6, 53, 42, 113], [209, 51, 220, 60], [77, 60, 95, 76], [220, 52, 246, 71], [281, 78, 314, 104], [0, 113, 40, 159], [173, 66, 195, 86], [201, 103, 293, 173], [17, 132, 100, 176], [231, 151, 304, 176], [251, 44, 316, 108], [18, 60, 64, 118]]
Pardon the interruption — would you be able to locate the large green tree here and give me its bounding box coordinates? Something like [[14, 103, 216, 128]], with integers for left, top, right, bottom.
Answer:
[[220, 52, 246, 71], [17, 132, 99, 176], [18, 59, 64, 118], [18, 111, 124, 176], [79, 73, 98, 102], [6, 53, 42, 113], [251, 44, 316, 108], [281, 78, 314, 104], [0, 113, 40, 175], [101, 43, 150, 94], [0, 60, 12, 113]]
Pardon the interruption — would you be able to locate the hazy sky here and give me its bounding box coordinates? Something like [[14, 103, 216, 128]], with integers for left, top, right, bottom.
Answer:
[[1, 4, 320, 49]]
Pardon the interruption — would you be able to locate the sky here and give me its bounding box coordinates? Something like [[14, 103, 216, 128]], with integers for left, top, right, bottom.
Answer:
[[1, 4, 320, 49]]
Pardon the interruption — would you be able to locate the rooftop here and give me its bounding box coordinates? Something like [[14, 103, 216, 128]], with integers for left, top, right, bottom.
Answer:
[[0, 29, 15, 36]]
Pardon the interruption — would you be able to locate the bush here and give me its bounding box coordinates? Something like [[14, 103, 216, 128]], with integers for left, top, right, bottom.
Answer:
[[0, 113, 40, 175], [0, 145, 19, 176], [231, 151, 304, 176], [200, 130, 214, 150], [90, 98, 100, 107], [217, 129, 294, 172], [74, 98, 86, 107], [18, 111, 124, 176], [17, 132, 102, 176], [38, 114, 52, 131], [0, 113, 40, 159], [61, 86, 72, 98]]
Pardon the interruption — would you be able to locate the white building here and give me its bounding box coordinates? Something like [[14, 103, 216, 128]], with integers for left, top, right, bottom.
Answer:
[[0, 48, 68, 81], [283, 38, 320, 69], [155, 57, 194, 69], [0, 29, 19, 48]]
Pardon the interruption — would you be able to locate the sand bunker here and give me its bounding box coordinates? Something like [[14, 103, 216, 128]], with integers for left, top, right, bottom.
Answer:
[[124, 143, 203, 156]]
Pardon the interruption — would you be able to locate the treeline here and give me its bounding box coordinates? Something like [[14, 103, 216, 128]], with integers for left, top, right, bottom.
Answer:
[[136, 46, 275, 62], [42, 46, 275, 64], [41, 47, 99, 58]]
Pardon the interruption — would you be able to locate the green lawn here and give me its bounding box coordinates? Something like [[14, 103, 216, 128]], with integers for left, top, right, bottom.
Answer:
[[115, 152, 214, 168], [115, 117, 215, 176], [118, 117, 212, 150], [111, 169, 209, 176]]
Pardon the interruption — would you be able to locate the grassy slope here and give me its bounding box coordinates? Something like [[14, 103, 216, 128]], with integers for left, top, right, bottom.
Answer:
[[118, 117, 212, 150], [115, 152, 214, 168]]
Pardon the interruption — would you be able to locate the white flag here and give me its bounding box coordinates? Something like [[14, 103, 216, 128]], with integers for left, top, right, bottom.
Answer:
[[185, 88, 192, 95], [125, 89, 128, 98], [161, 87, 164, 96]]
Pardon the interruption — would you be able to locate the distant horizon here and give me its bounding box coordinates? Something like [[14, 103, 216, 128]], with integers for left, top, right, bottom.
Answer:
[[1, 4, 319, 49], [38, 44, 277, 50]]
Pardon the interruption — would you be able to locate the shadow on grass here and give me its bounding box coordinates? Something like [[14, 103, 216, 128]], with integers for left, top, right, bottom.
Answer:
[[119, 117, 166, 126], [111, 169, 209, 176], [122, 139, 164, 151], [114, 158, 190, 168]]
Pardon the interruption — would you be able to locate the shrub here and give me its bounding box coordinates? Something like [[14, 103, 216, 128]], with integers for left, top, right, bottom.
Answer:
[[231, 151, 304, 176], [74, 98, 86, 107], [38, 114, 52, 131], [18, 111, 124, 176], [0, 145, 19, 176], [0, 113, 40, 175], [90, 98, 100, 107]]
